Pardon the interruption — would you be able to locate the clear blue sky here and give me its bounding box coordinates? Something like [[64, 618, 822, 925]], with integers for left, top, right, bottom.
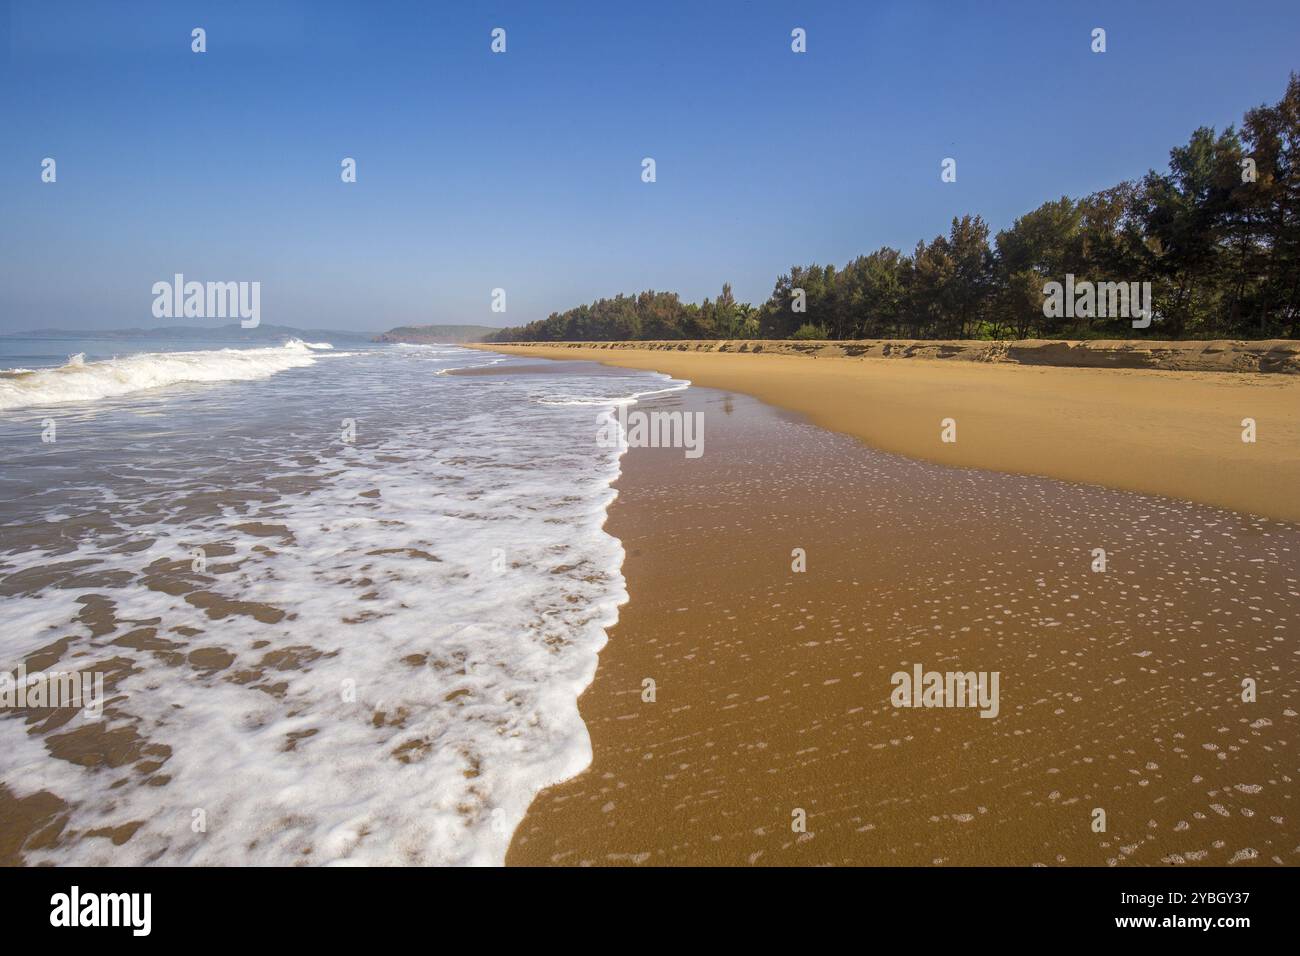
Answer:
[[1, 0, 1297, 332]]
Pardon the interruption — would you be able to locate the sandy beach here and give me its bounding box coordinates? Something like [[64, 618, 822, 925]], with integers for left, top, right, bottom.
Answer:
[[470, 343, 1300, 524], [503, 377, 1299, 866]]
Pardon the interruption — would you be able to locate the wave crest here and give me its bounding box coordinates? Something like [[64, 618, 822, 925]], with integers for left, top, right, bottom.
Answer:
[[0, 342, 321, 411]]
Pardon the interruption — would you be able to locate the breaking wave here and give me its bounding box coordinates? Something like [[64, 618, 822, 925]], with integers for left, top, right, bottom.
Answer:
[[0, 340, 324, 411]]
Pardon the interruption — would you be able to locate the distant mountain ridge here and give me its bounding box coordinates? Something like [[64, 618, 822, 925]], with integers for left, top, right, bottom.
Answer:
[[372, 324, 501, 344]]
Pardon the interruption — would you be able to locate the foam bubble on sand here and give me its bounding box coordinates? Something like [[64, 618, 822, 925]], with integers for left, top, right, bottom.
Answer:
[[0, 340, 320, 410]]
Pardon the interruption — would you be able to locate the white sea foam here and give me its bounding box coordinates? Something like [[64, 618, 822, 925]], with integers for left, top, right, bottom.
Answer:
[[0, 345, 684, 865], [0, 340, 320, 411], [535, 381, 690, 406], [435, 356, 507, 374]]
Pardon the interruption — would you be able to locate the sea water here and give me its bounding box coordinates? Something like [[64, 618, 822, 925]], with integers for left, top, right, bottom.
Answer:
[[0, 335, 684, 865]]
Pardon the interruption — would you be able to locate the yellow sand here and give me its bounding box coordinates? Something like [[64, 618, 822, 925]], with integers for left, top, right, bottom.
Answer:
[[473, 345, 1300, 522]]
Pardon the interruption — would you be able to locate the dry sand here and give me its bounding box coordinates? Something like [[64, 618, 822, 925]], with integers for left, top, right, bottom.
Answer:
[[471, 343, 1300, 523], [505, 383, 1299, 866]]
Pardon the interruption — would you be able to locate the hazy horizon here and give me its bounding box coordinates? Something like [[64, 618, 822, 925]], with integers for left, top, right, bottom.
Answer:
[[0, 320, 502, 337], [3, 0, 1298, 333]]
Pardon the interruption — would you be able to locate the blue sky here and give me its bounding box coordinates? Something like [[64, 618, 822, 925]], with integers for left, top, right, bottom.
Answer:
[[1, 0, 1297, 332]]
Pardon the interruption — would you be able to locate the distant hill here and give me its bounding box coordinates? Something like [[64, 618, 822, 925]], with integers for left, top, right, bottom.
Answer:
[[3, 323, 373, 343], [373, 325, 501, 344]]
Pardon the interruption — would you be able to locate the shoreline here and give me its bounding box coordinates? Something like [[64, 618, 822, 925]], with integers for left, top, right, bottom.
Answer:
[[471, 338, 1300, 374], [470, 342, 1300, 523], [505, 381, 1299, 866], [465, 338, 1300, 374]]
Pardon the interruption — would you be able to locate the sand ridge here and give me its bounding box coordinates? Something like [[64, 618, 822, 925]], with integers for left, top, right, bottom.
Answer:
[[467, 338, 1300, 374]]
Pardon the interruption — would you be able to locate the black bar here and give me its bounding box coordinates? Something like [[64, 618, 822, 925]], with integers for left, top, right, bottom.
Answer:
[[0, 866, 1287, 943]]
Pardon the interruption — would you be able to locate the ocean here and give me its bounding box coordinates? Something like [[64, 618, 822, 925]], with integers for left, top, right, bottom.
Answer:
[[0, 335, 685, 864]]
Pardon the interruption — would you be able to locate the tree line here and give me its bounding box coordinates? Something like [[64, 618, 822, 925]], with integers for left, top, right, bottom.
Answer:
[[490, 74, 1300, 343]]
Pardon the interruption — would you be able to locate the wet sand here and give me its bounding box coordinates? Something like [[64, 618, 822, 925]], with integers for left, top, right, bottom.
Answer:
[[473, 345, 1300, 523], [507, 383, 1298, 866], [0, 493, 318, 865]]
